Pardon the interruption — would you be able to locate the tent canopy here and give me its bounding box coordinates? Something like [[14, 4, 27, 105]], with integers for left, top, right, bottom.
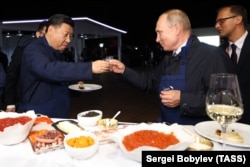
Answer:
[[0, 17, 127, 61]]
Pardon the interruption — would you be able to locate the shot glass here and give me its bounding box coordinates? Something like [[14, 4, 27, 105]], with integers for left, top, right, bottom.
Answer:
[[105, 56, 113, 71]]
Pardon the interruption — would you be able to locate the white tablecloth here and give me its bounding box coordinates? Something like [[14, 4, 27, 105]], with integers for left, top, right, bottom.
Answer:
[[0, 137, 140, 167], [0, 122, 249, 167]]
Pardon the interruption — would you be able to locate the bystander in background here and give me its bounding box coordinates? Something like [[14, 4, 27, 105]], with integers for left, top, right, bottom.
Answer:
[[0, 46, 8, 110], [0, 63, 6, 110], [215, 4, 250, 124], [4, 21, 48, 112]]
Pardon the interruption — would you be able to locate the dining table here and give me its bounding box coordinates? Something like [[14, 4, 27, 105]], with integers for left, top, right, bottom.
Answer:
[[0, 118, 249, 167]]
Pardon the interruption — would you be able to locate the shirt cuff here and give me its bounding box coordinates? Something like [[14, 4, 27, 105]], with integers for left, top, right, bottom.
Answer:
[[7, 105, 15, 109]]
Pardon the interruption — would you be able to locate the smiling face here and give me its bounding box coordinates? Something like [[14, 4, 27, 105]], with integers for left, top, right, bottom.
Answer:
[[46, 23, 73, 51]]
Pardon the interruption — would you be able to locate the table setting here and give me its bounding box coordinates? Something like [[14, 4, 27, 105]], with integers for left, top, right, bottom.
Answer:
[[0, 106, 250, 167]]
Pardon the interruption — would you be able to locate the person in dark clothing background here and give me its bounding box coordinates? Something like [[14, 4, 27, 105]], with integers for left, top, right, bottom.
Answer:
[[0, 46, 8, 109], [0, 63, 6, 110], [110, 9, 235, 125], [0, 46, 8, 73], [4, 21, 47, 112], [215, 5, 250, 124]]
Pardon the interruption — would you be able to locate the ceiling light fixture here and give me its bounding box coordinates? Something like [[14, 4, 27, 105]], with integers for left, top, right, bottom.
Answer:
[[16, 30, 23, 37], [5, 32, 11, 38]]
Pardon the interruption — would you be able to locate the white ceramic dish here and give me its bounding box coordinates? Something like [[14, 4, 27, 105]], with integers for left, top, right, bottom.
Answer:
[[77, 110, 102, 127], [0, 110, 36, 145], [64, 131, 99, 160], [52, 120, 84, 134], [97, 118, 118, 130], [111, 123, 195, 162], [68, 84, 102, 92], [195, 121, 250, 148]]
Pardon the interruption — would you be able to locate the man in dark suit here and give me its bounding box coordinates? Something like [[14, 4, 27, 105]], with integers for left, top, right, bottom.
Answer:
[[110, 9, 234, 125], [18, 14, 110, 118], [0, 46, 8, 109], [0, 46, 8, 73], [4, 21, 47, 112], [215, 5, 250, 124]]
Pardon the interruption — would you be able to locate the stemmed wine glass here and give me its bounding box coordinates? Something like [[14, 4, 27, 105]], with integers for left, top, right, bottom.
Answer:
[[206, 73, 244, 150]]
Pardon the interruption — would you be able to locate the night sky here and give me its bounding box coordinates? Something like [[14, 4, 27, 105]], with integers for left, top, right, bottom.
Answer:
[[0, 0, 249, 45]]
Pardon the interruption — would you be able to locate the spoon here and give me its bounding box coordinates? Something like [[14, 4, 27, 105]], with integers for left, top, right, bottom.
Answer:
[[107, 111, 121, 127]]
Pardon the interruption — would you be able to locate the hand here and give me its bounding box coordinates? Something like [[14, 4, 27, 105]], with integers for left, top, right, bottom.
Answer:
[[92, 60, 110, 73], [109, 59, 125, 74], [159, 90, 181, 108]]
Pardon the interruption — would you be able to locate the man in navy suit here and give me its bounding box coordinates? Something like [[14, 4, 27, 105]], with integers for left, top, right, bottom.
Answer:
[[18, 14, 110, 118], [215, 5, 250, 124]]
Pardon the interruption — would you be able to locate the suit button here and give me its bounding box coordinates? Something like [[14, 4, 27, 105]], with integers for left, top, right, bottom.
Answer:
[[182, 103, 188, 108], [182, 103, 188, 115]]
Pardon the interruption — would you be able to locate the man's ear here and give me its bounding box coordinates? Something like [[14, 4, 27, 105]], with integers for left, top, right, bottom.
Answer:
[[235, 15, 243, 25], [173, 22, 181, 35]]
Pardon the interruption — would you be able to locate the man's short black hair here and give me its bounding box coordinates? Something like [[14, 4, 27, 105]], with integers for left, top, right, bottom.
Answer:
[[47, 14, 74, 28]]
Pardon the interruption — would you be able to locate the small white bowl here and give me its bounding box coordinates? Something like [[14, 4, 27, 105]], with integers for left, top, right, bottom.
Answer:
[[64, 131, 99, 160], [97, 118, 118, 130], [77, 110, 102, 127]]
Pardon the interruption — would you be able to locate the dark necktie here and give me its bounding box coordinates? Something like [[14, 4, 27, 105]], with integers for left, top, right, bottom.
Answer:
[[231, 44, 237, 65]]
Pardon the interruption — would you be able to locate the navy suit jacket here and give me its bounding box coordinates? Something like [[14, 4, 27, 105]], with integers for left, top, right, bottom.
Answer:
[[19, 37, 92, 117]]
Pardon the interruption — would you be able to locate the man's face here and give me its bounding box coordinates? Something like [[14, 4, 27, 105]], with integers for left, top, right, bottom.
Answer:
[[47, 23, 73, 51], [155, 14, 178, 51], [215, 7, 238, 39], [36, 26, 46, 38]]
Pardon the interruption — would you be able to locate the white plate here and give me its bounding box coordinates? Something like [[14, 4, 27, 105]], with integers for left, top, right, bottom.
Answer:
[[68, 83, 102, 92], [195, 121, 250, 148]]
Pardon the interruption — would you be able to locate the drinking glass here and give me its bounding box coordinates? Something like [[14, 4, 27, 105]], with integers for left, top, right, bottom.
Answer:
[[206, 73, 243, 149], [105, 56, 113, 71]]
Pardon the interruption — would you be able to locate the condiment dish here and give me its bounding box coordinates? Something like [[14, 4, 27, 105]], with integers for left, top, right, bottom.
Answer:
[[97, 118, 118, 130], [77, 110, 102, 127], [64, 131, 99, 160]]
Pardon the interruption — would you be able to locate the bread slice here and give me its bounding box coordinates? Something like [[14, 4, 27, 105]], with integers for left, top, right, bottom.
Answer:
[[215, 129, 244, 143]]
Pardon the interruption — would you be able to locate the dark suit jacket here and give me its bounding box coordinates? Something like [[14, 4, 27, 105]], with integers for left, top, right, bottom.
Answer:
[[122, 35, 235, 123], [4, 46, 25, 106], [0, 51, 8, 73], [19, 37, 93, 118], [220, 33, 250, 124]]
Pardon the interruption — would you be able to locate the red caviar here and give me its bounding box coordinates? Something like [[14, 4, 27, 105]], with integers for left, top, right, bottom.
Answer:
[[34, 116, 52, 125], [0, 116, 32, 132], [122, 130, 179, 151]]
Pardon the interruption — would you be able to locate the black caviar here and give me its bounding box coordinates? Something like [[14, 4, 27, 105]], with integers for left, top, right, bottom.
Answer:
[[82, 111, 100, 117]]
